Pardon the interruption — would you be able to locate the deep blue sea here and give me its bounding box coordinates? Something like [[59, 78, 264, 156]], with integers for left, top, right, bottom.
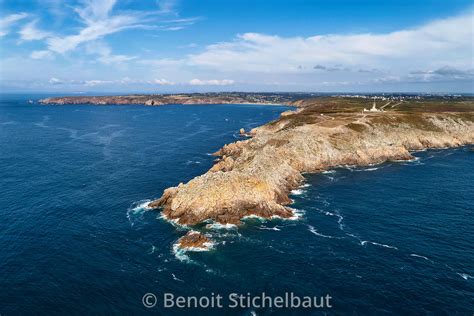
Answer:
[[0, 95, 473, 315]]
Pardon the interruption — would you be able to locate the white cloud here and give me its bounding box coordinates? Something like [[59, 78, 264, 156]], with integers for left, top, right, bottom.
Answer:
[[0, 13, 28, 37], [83, 79, 112, 86], [189, 79, 235, 86], [48, 77, 63, 84], [45, 0, 151, 54], [19, 21, 52, 41], [152, 78, 175, 85], [157, 0, 177, 13], [30, 50, 54, 59], [84, 41, 136, 64], [186, 12, 473, 74]]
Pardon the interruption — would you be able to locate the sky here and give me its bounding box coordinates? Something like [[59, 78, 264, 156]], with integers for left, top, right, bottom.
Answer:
[[0, 0, 473, 93]]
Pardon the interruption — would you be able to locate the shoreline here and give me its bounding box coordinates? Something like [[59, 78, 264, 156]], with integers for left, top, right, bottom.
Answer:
[[148, 97, 474, 230]]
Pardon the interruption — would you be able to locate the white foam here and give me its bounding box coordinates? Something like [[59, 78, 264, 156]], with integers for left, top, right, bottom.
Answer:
[[322, 170, 336, 174], [171, 273, 184, 282], [126, 200, 152, 226], [277, 208, 305, 221], [242, 214, 268, 222], [159, 213, 189, 230], [206, 222, 238, 230], [357, 167, 381, 172], [409, 253, 432, 262], [307, 225, 341, 239], [457, 273, 473, 280], [130, 200, 152, 213], [148, 245, 157, 254], [361, 240, 398, 250], [172, 239, 214, 263], [258, 226, 281, 231], [290, 189, 305, 195]]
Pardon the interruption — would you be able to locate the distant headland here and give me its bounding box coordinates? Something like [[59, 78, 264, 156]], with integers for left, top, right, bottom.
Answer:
[[39, 92, 306, 106]]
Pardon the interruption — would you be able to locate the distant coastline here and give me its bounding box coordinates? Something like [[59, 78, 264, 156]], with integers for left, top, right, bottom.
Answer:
[[38, 93, 303, 106]]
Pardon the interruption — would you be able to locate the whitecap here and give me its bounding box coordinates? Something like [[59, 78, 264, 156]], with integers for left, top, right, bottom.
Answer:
[[172, 240, 214, 263], [242, 214, 268, 222], [159, 213, 189, 230], [322, 170, 336, 174], [149, 245, 157, 254], [290, 189, 305, 195], [206, 222, 238, 230], [126, 200, 152, 226], [129, 200, 152, 213], [307, 225, 342, 239], [356, 167, 381, 172], [185, 160, 201, 165], [171, 273, 184, 282], [258, 225, 281, 231], [360, 240, 398, 250], [409, 253, 432, 262], [457, 273, 473, 280], [281, 208, 305, 221]]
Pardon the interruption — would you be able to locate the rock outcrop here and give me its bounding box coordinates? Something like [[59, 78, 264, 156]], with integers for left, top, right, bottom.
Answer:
[[149, 98, 474, 225], [176, 231, 212, 250]]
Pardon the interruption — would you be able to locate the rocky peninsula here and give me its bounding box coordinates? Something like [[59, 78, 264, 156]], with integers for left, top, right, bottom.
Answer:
[[39, 92, 302, 106], [149, 96, 474, 233]]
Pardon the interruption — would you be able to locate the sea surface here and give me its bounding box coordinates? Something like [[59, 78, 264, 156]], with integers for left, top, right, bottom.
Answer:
[[0, 95, 473, 315]]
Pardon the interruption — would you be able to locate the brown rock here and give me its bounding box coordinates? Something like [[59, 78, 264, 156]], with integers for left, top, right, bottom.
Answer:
[[150, 103, 474, 226], [177, 231, 211, 249]]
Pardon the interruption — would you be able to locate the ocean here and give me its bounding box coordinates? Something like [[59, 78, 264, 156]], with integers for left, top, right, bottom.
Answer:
[[0, 95, 472, 315]]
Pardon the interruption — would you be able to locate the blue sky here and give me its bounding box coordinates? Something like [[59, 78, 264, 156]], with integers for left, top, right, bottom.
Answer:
[[0, 0, 473, 93]]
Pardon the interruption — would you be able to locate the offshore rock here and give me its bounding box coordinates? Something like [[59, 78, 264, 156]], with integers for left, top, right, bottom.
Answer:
[[176, 231, 212, 250]]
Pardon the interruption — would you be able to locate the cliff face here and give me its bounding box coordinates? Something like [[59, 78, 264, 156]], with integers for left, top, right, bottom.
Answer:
[[150, 99, 474, 225]]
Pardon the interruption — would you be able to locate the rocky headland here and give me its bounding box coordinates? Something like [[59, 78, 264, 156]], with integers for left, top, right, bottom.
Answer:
[[149, 97, 474, 232], [39, 92, 302, 106]]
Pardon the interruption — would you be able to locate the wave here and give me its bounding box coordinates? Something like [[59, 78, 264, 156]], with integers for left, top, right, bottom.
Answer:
[[355, 166, 381, 172], [258, 225, 281, 231], [322, 170, 336, 174], [315, 208, 344, 230], [242, 214, 268, 222], [409, 253, 432, 262], [171, 273, 184, 282], [205, 222, 238, 230], [290, 189, 305, 195], [172, 239, 214, 263], [285, 208, 305, 221], [126, 200, 152, 226], [307, 225, 342, 239], [185, 160, 201, 165], [360, 240, 398, 250], [457, 273, 473, 280], [159, 213, 189, 230], [148, 245, 157, 254]]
